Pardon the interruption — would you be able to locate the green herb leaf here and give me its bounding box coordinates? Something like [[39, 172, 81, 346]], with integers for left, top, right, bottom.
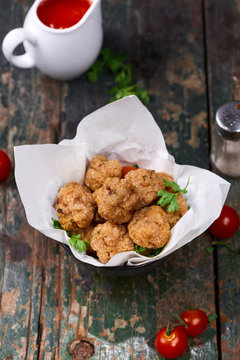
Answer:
[[134, 245, 164, 257], [68, 234, 88, 253], [205, 246, 214, 254], [86, 60, 104, 82], [157, 178, 190, 213], [134, 84, 150, 104], [134, 244, 147, 254], [52, 218, 89, 254], [148, 247, 164, 257], [167, 196, 179, 212], [51, 218, 63, 230], [164, 179, 181, 192], [86, 47, 150, 104]]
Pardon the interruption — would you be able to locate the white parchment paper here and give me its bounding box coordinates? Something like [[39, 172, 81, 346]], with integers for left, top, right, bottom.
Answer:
[[14, 95, 230, 267]]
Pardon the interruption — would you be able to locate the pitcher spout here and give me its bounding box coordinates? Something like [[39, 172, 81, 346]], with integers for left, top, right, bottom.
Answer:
[[87, 0, 102, 24]]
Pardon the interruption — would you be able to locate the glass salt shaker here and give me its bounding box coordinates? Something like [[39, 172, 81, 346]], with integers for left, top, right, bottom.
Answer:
[[210, 101, 240, 177]]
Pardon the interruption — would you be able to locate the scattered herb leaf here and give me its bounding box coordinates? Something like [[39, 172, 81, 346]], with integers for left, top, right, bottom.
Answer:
[[86, 47, 150, 104], [205, 246, 214, 254], [157, 177, 190, 213], [207, 239, 240, 254]]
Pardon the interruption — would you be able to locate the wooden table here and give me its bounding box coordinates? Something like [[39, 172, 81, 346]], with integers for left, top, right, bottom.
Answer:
[[0, 0, 240, 359]]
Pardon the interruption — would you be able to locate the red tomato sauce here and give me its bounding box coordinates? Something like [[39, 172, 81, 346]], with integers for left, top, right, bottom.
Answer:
[[37, 0, 92, 29]]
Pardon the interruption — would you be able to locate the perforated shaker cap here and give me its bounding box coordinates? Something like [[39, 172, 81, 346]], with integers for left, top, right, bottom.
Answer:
[[216, 101, 240, 140]]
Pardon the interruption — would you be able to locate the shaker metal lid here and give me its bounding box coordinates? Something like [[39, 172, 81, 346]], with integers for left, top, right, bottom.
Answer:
[[216, 101, 240, 140]]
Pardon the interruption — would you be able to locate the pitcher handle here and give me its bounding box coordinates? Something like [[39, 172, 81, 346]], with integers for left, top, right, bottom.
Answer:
[[2, 28, 36, 68]]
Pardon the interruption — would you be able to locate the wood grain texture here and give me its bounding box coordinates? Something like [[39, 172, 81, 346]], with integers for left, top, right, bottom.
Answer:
[[204, 0, 240, 358], [1, 0, 239, 359]]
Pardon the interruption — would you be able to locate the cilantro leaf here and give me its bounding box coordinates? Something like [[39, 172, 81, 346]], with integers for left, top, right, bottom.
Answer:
[[101, 47, 113, 63], [164, 179, 181, 192], [69, 234, 88, 253], [86, 60, 104, 82], [157, 177, 190, 213], [134, 84, 150, 104], [86, 47, 150, 104], [148, 247, 165, 257], [134, 245, 164, 257], [167, 196, 179, 212], [108, 54, 128, 74], [157, 191, 174, 208], [51, 219, 89, 254], [134, 245, 147, 254], [51, 218, 63, 230]]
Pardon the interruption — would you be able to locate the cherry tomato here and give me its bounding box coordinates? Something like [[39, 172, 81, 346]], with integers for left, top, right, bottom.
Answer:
[[180, 309, 208, 337], [155, 326, 188, 359], [208, 205, 239, 239], [0, 150, 11, 182], [121, 166, 138, 178]]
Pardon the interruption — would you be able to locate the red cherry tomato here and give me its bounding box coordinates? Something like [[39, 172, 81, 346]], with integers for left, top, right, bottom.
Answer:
[[0, 150, 11, 182], [180, 309, 208, 337], [155, 326, 188, 359], [121, 166, 138, 178], [208, 205, 239, 239]]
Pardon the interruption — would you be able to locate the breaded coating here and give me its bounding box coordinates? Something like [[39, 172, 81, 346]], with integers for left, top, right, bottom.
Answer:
[[82, 223, 97, 257], [85, 155, 122, 191], [157, 172, 174, 184], [163, 194, 188, 228], [128, 205, 171, 249], [125, 168, 165, 208], [93, 177, 138, 224], [55, 182, 96, 231], [91, 221, 134, 264]]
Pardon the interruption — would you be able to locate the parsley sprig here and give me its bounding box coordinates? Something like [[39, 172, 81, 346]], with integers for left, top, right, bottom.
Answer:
[[68, 234, 90, 253], [51, 218, 89, 254], [134, 244, 164, 257], [157, 177, 190, 213], [86, 48, 150, 104]]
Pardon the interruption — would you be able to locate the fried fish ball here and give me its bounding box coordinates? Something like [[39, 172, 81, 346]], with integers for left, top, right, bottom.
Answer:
[[55, 182, 96, 231], [163, 194, 188, 228], [125, 168, 165, 208], [93, 177, 138, 224], [128, 205, 171, 249], [91, 221, 134, 264], [85, 155, 122, 191]]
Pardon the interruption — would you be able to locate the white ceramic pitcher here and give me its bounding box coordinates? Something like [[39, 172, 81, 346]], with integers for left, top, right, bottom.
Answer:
[[2, 0, 103, 80]]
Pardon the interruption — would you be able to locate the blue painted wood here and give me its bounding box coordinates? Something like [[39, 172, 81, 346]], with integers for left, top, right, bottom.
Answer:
[[1, 0, 239, 359]]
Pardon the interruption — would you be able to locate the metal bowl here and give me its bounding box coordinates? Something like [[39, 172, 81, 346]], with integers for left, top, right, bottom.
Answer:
[[61, 243, 163, 277]]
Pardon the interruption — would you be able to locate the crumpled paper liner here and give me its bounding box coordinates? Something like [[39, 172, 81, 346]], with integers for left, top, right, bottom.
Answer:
[[14, 95, 230, 267]]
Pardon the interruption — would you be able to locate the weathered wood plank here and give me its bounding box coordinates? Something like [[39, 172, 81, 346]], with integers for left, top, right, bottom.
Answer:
[[58, 0, 217, 359], [0, 1, 64, 359], [0, 0, 228, 359], [205, 0, 240, 358]]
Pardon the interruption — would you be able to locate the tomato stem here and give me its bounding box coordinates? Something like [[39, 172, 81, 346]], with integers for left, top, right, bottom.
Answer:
[[165, 318, 187, 336], [208, 312, 218, 322], [172, 313, 188, 327], [212, 239, 240, 254]]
